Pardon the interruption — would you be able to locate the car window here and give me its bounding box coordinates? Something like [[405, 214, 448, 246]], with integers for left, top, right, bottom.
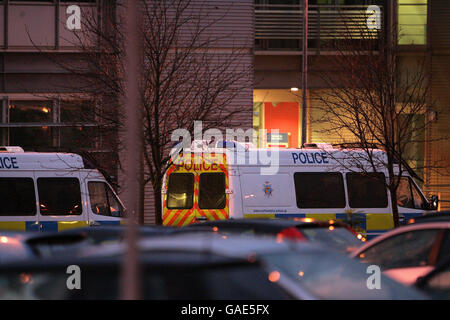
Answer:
[[0, 178, 36, 216], [37, 178, 82, 216], [357, 229, 441, 269], [88, 182, 124, 217], [294, 173, 346, 208], [419, 262, 450, 300], [397, 177, 414, 208], [437, 231, 450, 265], [199, 173, 226, 209], [346, 173, 388, 208], [167, 173, 194, 209], [397, 176, 425, 209]]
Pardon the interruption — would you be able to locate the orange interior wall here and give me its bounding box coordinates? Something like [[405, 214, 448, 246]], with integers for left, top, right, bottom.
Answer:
[[264, 102, 299, 148]]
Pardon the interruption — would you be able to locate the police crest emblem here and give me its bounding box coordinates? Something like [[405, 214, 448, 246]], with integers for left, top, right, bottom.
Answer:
[[263, 181, 273, 197]]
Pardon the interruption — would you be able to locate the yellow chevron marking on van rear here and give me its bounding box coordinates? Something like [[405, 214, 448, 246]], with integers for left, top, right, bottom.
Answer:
[[0, 222, 27, 231], [305, 214, 336, 221], [58, 221, 89, 231], [366, 213, 394, 230]]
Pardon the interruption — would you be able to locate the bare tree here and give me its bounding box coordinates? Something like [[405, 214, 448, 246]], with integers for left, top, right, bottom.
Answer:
[[50, 0, 251, 224], [309, 13, 446, 228]]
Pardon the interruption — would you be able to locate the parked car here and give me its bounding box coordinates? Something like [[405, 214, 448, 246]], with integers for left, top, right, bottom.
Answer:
[[2, 226, 176, 262], [351, 222, 450, 286], [415, 258, 450, 300], [0, 231, 38, 264], [183, 218, 364, 253], [73, 233, 424, 299]]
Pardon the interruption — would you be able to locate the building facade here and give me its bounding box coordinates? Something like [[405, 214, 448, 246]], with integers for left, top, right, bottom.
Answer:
[[1, 0, 449, 223]]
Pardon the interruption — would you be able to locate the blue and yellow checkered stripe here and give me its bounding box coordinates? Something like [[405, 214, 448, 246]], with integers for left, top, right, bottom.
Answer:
[[243, 212, 426, 240], [0, 220, 122, 232]]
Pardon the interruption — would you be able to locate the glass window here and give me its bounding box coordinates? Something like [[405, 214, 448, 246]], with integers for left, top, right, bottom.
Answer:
[[88, 182, 123, 218], [0, 178, 36, 216], [9, 101, 52, 123], [396, 176, 426, 209], [357, 229, 441, 269], [199, 173, 226, 209], [37, 178, 82, 216], [294, 172, 346, 208], [397, 176, 414, 208], [346, 172, 388, 208], [411, 181, 425, 209], [9, 127, 54, 151], [167, 173, 194, 209]]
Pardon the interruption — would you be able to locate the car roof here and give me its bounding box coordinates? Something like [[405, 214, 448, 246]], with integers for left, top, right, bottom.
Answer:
[[186, 218, 346, 229], [82, 232, 331, 260]]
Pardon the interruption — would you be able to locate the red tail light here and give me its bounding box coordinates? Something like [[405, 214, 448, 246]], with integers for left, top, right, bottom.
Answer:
[[276, 227, 307, 242]]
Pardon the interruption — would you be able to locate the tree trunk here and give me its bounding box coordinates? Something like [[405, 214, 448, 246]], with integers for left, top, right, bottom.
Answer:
[[387, 160, 400, 228]]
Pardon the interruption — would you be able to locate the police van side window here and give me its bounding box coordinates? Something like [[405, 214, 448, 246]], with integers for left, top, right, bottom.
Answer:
[[167, 173, 194, 209], [346, 173, 388, 208], [37, 178, 82, 215], [88, 182, 124, 217], [199, 173, 226, 209], [0, 178, 36, 216], [294, 173, 346, 208]]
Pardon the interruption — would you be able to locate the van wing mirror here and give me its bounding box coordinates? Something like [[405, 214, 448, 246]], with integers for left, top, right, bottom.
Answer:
[[429, 195, 439, 210]]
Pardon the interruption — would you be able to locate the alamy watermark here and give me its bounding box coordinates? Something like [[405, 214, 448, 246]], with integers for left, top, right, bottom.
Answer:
[[170, 121, 280, 175], [366, 265, 381, 290]]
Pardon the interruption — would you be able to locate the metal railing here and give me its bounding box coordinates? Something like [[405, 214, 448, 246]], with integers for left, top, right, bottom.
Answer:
[[255, 4, 384, 50]]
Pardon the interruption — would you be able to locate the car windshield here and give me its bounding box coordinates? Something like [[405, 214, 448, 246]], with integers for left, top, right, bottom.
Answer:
[[261, 250, 426, 300], [300, 227, 363, 252]]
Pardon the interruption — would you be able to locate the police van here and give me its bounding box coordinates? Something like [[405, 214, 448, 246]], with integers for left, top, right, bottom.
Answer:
[[0, 147, 124, 232], [161, 142, 437, 239]]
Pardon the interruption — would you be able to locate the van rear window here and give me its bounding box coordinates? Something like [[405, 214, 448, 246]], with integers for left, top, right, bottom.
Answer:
[[0, 178, 36, 216], [294, 173, 346, 208], [37, 178, 82, 215], [167, 173, 194, 209], [199, 173, 226, 209], [346, 173, 388, 208]]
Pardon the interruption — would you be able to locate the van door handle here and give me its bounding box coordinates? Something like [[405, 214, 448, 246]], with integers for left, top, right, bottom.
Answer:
[[196, 217, 207, 221], [89, 221, 101, 227]]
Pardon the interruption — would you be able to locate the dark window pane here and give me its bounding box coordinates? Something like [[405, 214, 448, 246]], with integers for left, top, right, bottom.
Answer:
[[9, 101, 52, 123], [60, 127, 97, 149], [60, 101, 95, 124], [37, 178, 82, 215], [167, 173, 194, 209], [294, 172, 346, 208], [199, 173, 226, 209], [9, 127, 54, 150], [0, 178, 36, 216], [347, 172, 388, 208]]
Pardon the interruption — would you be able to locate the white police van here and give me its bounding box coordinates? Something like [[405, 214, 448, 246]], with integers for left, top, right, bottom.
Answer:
[[0, 147, 124, 232], [162, 142, 437, 239]]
